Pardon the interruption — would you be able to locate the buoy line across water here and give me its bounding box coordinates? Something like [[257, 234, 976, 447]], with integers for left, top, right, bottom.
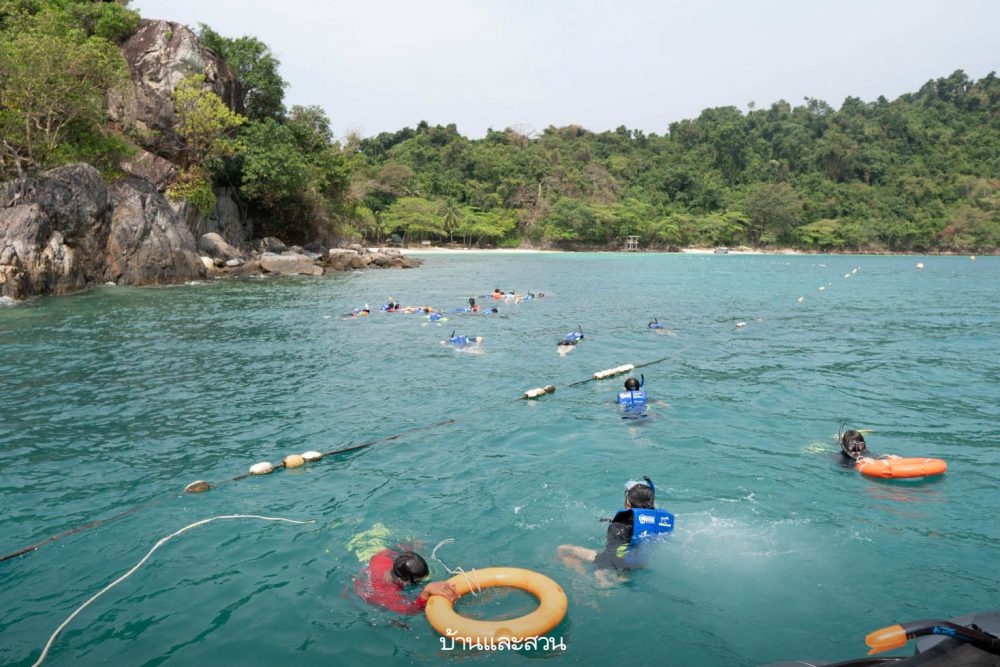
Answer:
[[0, 330, 715, 565]]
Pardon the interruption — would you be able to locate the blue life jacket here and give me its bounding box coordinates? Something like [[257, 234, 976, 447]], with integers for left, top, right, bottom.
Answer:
[[564, 331, 583, 343], [448, 335, 472, 346], [429, 312, 443, 321], [623, 507, 674, 566], [451, 307, 471, 313], [649, 321, 663, 329], [617, 390, 648, 412]]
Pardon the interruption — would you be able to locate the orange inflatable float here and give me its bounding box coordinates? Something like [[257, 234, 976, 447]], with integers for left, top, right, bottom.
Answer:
[[856, 455, 947, 479], [425, 567, 567, 642]]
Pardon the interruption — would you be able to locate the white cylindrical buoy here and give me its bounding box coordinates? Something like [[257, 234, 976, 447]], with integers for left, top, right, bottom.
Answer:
[[283, 454, 305, 469], [302, 451, 323, 462], [524, 387, 546, 399], [250, 461, 274, 475], [184, 480, 210, 493], [736, 322, 746, 329], [916, 262, 924, 269]]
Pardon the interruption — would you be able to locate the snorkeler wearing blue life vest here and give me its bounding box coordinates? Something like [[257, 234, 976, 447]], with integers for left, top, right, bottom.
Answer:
[[443, 331, 482, 348], [557, 326, 584, 347], [616, 376, 647, 417], [648, 318, 663, 329], [557, 477, 673, 585]]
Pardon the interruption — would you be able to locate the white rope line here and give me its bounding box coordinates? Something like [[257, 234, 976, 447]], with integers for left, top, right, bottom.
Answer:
[[33, 514, 313, 667], [430, 538, 481, 597]]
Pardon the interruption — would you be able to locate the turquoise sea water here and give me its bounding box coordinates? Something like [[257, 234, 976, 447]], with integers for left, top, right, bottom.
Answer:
[[1, 252, 998, 666]]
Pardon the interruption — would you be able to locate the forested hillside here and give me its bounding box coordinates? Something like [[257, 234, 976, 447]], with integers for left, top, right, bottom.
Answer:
[[2, 1, 997, 252], [356, 71, 1000, 252]]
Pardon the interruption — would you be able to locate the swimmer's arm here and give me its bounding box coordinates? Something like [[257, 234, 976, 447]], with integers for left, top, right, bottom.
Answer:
[[420, 581, 458, 603]]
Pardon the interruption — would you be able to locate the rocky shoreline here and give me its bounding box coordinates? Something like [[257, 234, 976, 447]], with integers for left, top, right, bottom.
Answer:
[[0, 163, 420, 301]]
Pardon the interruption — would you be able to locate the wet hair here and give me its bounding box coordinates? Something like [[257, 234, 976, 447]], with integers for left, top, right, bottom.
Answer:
[[626, 483, 655, 509], [624, 377, 640, 391], [841, 429, 867, 454], [392, 551, 429, 584]]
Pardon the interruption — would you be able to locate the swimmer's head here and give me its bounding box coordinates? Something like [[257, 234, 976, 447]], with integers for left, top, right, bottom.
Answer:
[[392, 551, 430, 585], [841, 429, 867, 455], [624, 377, 640, 391], [624, 478, 655, 509]]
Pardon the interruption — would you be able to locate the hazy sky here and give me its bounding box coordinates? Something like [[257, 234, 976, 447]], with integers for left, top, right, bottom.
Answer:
[[130, 0, 999, 139]]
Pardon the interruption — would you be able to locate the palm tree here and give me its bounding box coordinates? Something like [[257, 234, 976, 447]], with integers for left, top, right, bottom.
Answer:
[[438, 199, 462, 244]]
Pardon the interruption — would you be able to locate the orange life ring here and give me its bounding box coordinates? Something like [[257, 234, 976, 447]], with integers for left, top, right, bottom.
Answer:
[[425, 567, 567, 642], [856, 456, 947, 479]]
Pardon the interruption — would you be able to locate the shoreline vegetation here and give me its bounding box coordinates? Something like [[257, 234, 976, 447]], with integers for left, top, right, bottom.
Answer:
[[2, 2, 998, 301], [400, 244, 991, 256]]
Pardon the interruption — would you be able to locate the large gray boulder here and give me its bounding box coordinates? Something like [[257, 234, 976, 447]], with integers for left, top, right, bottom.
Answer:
[[104, 177, 205, 285], [197, 231, 244, 260], [0, 164, 111, 299], [259, 252, 324, 276], [107, 20, 240, 159]]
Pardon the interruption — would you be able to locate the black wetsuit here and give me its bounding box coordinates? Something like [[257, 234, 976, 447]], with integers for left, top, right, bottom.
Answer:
[[593, 510, 636, 571]]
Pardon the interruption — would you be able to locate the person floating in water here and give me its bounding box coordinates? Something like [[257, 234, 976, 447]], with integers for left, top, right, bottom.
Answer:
[[443, 332, 483, 348], [557, 326, 584, 347], [468, 297, 479, 313], [648, 318, 663, 330], [616, 376, 648, 417], [558, 477, 674, 586], [355, 548, 458, 614]]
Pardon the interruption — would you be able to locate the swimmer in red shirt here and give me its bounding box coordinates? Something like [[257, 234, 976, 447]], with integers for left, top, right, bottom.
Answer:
[[355, 549, 457, 614]]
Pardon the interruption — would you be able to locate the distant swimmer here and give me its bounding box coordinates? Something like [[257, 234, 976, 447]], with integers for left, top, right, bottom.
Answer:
[[468, 297, 479, 313], [443, 332, 483, 349], [616, 376, 648, 418], [428, 312, 444, 322], [355, 549, 458, 614], [343, 306, 371, 318], [648, 318, 663, 330], [557, 326, 584, 347], [479, 307, 499, 315], [557, 477, 674, 587], [492, 288, 504, 300]]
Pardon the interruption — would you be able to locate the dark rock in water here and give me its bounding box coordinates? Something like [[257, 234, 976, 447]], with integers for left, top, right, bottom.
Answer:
[[198, 232, 244, 260], [303, 241, 328, 256], [105, 177, 205, 285], [107, 20, 240, 160], [1, 164, 111, 299]]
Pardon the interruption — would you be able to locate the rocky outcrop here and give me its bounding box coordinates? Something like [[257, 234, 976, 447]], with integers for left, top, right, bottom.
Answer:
[[105, 177, 205, 285], [1, 165, 111, 299], [120, 148, 178, 191], [108, 19, 239, 160], [1, 164, 205, 299]]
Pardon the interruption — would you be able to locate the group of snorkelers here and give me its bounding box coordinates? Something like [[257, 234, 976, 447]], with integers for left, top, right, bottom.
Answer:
[[355, 475, 672, 614]]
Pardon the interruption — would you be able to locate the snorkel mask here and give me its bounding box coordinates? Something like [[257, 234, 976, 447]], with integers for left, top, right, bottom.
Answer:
[[625, 476, 655, 493]]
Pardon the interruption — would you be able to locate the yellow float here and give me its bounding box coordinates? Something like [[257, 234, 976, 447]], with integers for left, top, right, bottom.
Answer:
[[425, 567, 567, 642]]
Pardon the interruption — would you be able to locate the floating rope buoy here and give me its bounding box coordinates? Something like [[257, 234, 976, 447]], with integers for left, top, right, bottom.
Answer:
[[301, 451, 322, 462], [249, 462, 274, 475], [183, 480, 210, 494], [593, 364, 634, 380], [736, 322, 746, 329], [523, 385, 556, 399], [282, 454, 305, 469], [916, 262, 924, 270]]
